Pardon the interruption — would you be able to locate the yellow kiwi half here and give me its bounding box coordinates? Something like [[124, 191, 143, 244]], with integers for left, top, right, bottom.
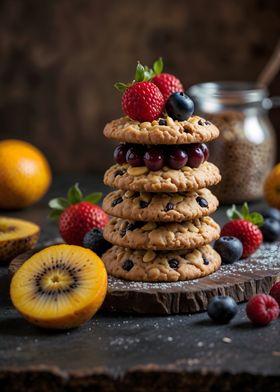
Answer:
[[0, 217, 40, 263], [10, 244, 108, 329]]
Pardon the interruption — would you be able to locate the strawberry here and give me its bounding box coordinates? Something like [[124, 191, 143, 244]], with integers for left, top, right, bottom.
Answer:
[[221, 203, 263, 258], [49, 183, 109, 246], [152, 73, 184, 103]]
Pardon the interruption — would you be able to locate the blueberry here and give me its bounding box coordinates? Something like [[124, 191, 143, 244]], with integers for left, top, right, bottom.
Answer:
[[260, 207, 280, 222], [214, 236, 243, 264], [83, 228, 111, 256], [196, 196, 208, 208], [207, 296, 238, 324], [165, 202, 174, 211], [261, 218, 280, 242], [165, 92, 194, 121], [122, 259, 134, 271]]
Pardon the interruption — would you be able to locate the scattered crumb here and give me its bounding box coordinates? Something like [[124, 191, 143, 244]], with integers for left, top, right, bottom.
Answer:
[[197, 341, 204, 347], [272, 351, 280, 356], [16, 346, 22, 351], [167, 337, 173, 342], [222, 337, 232, 344]]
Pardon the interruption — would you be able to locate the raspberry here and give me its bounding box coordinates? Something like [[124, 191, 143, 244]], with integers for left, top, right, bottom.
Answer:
[[269, 282, 280, 306], [246, 294, 279, 326]]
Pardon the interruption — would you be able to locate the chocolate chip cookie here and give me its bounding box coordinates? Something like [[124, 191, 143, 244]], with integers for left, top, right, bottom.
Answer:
[[103, 116, 219, 145], [102, 245, 221, 282], [103, 216, 220, 250], [103, 188, 219, 222], [104, 162, 221, 193]]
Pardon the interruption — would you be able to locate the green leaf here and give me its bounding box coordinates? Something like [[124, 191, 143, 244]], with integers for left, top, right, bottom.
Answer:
[[241, 202, 250, 219], [248, 212, 264, 227], [83, 192, 103, 204], [114, 82, 128, 92], [153, 57, 163, 75], [48, 197, 69, 210], [135, 63, 145, 82], [48, 209, 62, 221], [227, 205, 242, 220], [67, 183, 83, 204]]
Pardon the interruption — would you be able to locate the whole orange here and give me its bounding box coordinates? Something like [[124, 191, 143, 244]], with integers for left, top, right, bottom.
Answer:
[[0, 140, 52, 209]]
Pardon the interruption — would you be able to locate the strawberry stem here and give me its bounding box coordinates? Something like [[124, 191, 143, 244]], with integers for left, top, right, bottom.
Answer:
[[48, 183, 103, 221], [227, 203, 263, 227]]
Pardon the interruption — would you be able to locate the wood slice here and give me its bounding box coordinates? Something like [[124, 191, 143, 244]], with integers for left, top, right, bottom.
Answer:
[[9, 241, 280, 315]]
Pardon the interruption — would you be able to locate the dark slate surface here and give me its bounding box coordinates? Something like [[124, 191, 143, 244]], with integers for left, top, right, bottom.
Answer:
[[0, 175, 279, 391]]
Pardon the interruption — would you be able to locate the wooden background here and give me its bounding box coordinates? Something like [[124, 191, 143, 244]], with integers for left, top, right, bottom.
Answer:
[[0, 0, 279, 173]]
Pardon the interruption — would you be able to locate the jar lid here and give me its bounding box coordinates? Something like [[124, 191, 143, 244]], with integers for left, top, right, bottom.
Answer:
[[188, 82, 268, 105]]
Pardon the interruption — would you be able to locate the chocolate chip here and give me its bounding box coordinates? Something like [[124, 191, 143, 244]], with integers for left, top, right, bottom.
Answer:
[[202, 255, 209, 265], [111, 197, 123, 207], [119, 229, 127, 237], [198, 119, 204, 126], [168, 259, 179, 269], [114, 169, 126, 177], [140, 200, 149, 209], [165, 202, 174, 212], [126, 221, 144, 231], [122, 259, 134, 271], [196, 196, 208, 208], [158, 118, 167, 126]]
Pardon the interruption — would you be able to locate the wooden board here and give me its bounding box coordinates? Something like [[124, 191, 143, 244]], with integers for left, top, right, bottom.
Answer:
[[9, 241, 280, 315]]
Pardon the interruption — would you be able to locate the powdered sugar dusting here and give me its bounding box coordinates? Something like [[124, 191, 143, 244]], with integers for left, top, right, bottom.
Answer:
[[108, 243, 280, 291]]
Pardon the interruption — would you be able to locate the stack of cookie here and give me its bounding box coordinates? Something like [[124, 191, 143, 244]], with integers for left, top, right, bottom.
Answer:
[[102, 115, 222, 282]]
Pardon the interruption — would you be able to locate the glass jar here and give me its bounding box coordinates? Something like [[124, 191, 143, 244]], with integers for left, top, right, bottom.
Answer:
[[188, 82, 280, 204]]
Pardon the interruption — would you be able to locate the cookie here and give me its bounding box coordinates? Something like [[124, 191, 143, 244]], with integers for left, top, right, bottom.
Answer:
[[103, 188, 219, 222], [102, 245, 221, 282], [104, 162, 221, 193], [103, 216, 220, 251], [103, 116, 219, 145]]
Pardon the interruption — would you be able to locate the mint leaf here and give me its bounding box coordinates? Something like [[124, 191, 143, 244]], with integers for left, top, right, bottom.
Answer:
[[248, 212, 264, 227], [48, 197, 69, 210], [67, 183, 83, 204], [227, 205, 242, 220], [135, 63, 145, 82], [114, 82, 127, 92], [49, 209, 62, 221], [153, 57, 163, 75], [83, 192, 102, 204], [241, 202, 250, 219]]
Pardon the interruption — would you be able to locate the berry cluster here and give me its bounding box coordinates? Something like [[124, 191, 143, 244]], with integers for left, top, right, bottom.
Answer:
[[115, 58, 194, 122], [114, 143, 209, 171]]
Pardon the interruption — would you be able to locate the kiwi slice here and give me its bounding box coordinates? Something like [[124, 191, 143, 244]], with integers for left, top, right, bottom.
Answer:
[[10, 244, 107, 329], [0, 217, 40, 263]]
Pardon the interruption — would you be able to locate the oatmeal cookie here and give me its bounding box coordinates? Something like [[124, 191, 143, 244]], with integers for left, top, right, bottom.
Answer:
[[102, 245, 221, 282], [104, 162, 221, 193], [103, 116, 219, 145], [103, 188, 219, 222], [103, 216, 220, 251]]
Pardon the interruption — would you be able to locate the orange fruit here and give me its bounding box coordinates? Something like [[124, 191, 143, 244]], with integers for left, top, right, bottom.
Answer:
[[264, 163, 280, 209], [0, 139, 51, 209], [10, 244, 107, 329]]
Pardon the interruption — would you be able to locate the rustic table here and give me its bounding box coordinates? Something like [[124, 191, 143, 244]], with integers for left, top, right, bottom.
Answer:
[[0, 175, 279, 392]]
